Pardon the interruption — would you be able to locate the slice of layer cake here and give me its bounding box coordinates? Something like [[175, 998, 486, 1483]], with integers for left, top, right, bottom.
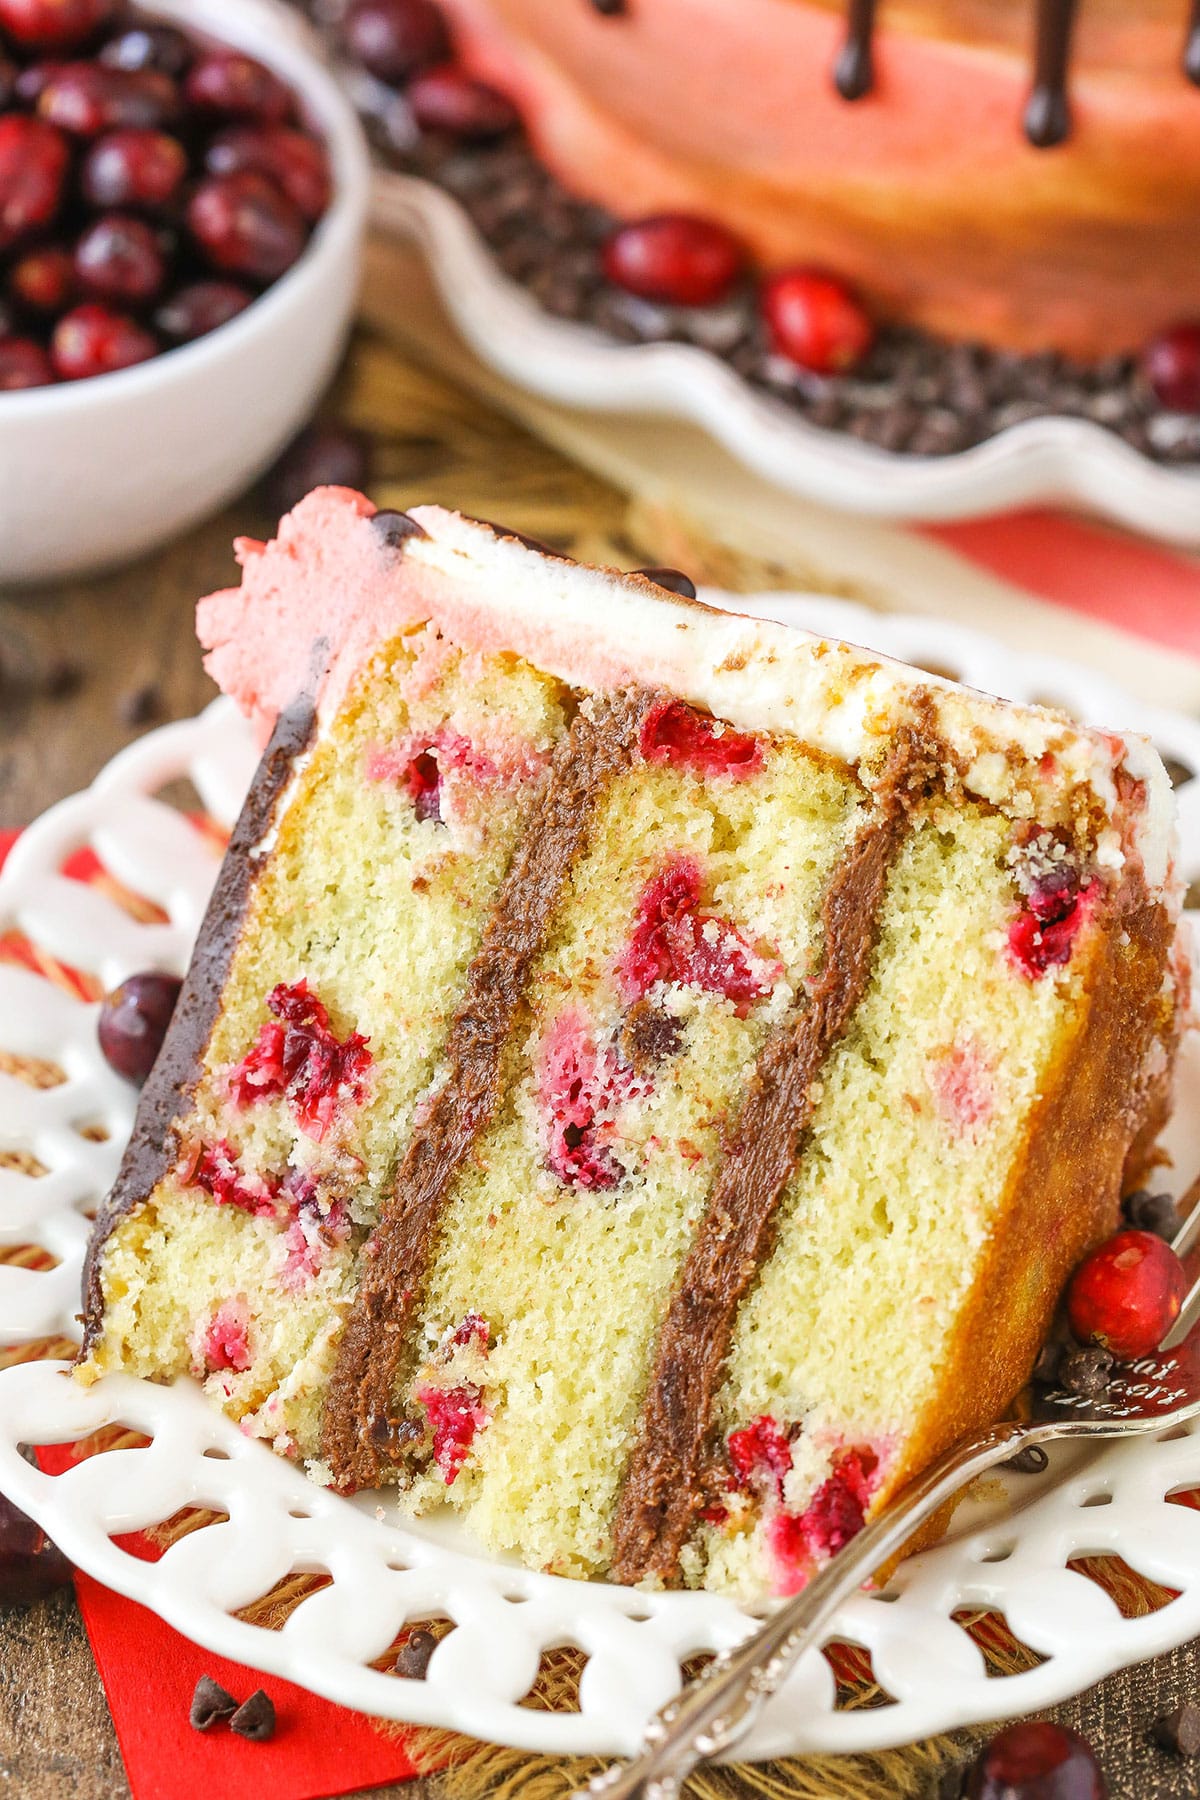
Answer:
[[79, 490, 1182, 1598]]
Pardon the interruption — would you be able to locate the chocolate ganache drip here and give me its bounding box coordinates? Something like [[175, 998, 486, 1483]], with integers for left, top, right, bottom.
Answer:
[[1187, 0, 1200, 83], [1024, 0, 1079, 147], [834, 0, 876, 99]]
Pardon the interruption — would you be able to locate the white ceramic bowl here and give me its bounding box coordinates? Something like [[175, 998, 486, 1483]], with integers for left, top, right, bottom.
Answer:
[[0, 0, 371, 585]]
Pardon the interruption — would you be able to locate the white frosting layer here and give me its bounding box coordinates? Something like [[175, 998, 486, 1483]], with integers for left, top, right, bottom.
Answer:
[[405, 508, 1176, 893]]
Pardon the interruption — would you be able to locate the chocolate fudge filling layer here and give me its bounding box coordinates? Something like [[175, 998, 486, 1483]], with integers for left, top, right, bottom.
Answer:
[[610, 725, 937, 1586], [79, 685, 322, 1355], [321, 687, 660, 1491]]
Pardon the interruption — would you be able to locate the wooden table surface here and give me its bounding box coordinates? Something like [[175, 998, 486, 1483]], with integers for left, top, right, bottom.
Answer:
[[3, 326, 1200, 1800]]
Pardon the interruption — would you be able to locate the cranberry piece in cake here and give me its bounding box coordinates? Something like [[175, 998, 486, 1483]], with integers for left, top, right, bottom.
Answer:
[[229, 980, 372, 1141], [640, 698, 762, 781], [186, 171, 307, 282], [1066, 1229, 1188, 1360], [97, 971, 182, 1083], [726, 1415, 792, 1500], [761, 268, 875, 374], [0, 116, 69, 251], [1142, 322, 1200, 414], [537, 1009, 645, 1193], [199, 1298, 253, 1374], [184, 1140, 280, 1219], [603, 213, 745, 309], [965, 1722, 1107, 1800], [618, 858, 781, 1008], [415, 1382, 489, 1484]]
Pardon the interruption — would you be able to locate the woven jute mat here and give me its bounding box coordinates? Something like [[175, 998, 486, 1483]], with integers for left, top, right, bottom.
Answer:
[[4, 315, 1200, 1799]]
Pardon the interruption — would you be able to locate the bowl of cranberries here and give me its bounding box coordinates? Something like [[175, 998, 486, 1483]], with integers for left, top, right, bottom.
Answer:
[[0, 0, 370, 582]]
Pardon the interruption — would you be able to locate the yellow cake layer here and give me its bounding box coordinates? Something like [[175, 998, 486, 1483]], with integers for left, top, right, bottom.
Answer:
[[403, 744, 866, 1574], [85, 633, 568, 1452]]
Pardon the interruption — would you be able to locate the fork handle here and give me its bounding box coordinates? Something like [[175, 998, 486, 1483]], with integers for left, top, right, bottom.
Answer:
[[582, 1419, 1034, 1800]]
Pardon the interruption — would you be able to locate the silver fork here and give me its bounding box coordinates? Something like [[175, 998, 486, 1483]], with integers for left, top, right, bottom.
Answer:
[[581, 1199, 1200, 1800]]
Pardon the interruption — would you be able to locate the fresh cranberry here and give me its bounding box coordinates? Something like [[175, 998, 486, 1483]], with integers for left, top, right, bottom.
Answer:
[[75, 212, 166, 304], [727, 1416, 792, 1500], [99, 23, 193, 77], [640, 698, 762, 780], [965, 1722, 1107, 1800], [154, 277, 252, 342], [265, 421, 371, 516], [82, 127, 188, 210], [761, 267, 875, 375], [1066, 1228, 1188, 1360], [8, 243, 74, 313], [0, 1490, 72, 1606], [408, 66, 518, 139], [603, 213, 745, 309], [341, 0, 449, 83], [0, 115, 69, 252], [185, 1140, 279, 1218], [186, 171, 307, 282], [0, 0, 114, 49], [51, 300, 157, 379], [97, 970, 182, 1083], [1142, 322, 1200, 414], [39, 63, 179, 135], [618, 858, 780, 1007], [415, 1381, 488, 1484], [0, 335, 54, 389], [184, 52, 293, 125], [228, 979, 372, 1141], [205, 124, 330, 222]]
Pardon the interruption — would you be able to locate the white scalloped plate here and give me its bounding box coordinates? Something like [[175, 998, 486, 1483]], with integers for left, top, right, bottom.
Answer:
[[367, 174, 1200, 548], [4, 594, 1200, 1762]]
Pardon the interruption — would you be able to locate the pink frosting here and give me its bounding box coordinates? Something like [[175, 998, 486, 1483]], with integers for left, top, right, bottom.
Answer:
[[197, 488, 653, 747]]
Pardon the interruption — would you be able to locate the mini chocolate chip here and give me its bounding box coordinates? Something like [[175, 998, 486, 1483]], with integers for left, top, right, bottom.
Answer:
[[393, 1627, 439, 1680], [1001, 1443, 1049, 1475], [619, 1001, 684, 1073], [189, 1675, 238, 1731], [1033, 1342, 1063, 1385], [1154, 1701, 1200, 1757], [634, 567, 697, 600], [469, 516, 566, 558], [230, 1689, 276, 1743], [371, 510, 428, 550], [1060, 1344, 1115, 1398], [1121, 1189, 1180, 1241], [39, 657, 83, 699], [117, 682, 161, 728]]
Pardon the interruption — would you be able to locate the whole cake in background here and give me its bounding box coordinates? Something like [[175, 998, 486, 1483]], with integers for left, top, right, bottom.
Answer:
[[80, 489, 1184, 1599], [314, 0, 1200, 459]]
